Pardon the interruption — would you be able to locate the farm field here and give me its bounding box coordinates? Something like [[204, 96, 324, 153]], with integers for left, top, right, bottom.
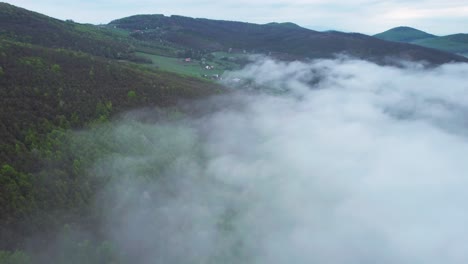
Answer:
[[137, 51, 244, 78]]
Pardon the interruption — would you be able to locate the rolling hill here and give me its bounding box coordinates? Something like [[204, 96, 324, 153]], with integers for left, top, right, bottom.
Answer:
[[374, 27, 468, 57], [414, 34, 468, 56], [108, 15, 468, 64], [373, 26, 436, 43]]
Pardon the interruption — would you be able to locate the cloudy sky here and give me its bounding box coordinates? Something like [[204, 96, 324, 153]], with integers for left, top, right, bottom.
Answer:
[[7, 0, 467, 36]]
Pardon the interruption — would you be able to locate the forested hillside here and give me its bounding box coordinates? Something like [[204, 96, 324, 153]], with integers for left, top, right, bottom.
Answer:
[[0, 3, 220, 257], [0, 2, 136, 59]]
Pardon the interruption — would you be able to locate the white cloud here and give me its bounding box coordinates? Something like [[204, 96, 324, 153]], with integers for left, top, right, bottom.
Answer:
[[78, 57, 468, 263]]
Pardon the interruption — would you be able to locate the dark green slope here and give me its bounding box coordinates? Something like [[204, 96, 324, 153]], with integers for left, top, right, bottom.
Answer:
[[110, 15, 320, 52], [109, 15, 468, 64], [374, 26, 436, 43], [0, 2, 134, 59], [0, 39, 220, 250], [0, 38, 218, 163]]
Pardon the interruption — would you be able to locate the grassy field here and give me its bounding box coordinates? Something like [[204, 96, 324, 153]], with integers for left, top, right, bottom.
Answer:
[[137, 51, 244, 78]]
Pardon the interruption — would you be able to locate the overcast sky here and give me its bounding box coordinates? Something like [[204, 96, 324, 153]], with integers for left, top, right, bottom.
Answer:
[[6, 0, 467, 35]]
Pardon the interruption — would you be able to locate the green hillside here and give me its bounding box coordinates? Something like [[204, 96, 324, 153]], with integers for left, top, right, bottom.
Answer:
[[414, 34, 468, 55], [373, 26, 436, 43], [374, 27, 468, 57], [0, 37, 220, 247], [0, 2, 135, 59], [0, 3, 222, 254]]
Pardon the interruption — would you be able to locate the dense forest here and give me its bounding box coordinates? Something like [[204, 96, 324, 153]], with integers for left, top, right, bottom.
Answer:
[[0, 3, 221, 262]]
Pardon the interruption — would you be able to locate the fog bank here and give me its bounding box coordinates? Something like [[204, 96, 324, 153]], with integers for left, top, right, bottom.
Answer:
[[88, 58, 468, 263]]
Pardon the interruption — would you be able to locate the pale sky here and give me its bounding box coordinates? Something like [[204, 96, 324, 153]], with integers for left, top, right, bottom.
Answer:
[[5, 0, 468, 35]]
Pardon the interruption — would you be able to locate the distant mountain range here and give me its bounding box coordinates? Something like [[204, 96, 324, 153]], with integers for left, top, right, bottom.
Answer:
[[374, 26, 468, 57], [108, 15, 467, 64]]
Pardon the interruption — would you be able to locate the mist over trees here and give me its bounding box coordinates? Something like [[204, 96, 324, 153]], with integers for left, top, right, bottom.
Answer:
[[3, 57, 468, 263], [2, 2, 468, 263]]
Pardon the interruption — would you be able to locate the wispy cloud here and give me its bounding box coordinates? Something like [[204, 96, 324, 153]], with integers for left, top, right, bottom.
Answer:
[[57, 57, 468, 263]]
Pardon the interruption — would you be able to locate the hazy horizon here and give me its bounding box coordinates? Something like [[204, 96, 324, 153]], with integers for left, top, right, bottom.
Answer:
[[5, 0, 468, 35]]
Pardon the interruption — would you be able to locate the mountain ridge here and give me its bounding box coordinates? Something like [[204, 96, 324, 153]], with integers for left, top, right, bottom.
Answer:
[[108, 14, 468, 64]]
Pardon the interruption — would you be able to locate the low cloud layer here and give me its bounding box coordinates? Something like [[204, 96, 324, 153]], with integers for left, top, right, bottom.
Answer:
[[86, 58, 468, 263]]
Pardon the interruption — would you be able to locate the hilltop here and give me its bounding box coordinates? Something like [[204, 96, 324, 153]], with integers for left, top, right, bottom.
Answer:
[[374, 26, 468, 57], [374, 26, 436, 43]]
